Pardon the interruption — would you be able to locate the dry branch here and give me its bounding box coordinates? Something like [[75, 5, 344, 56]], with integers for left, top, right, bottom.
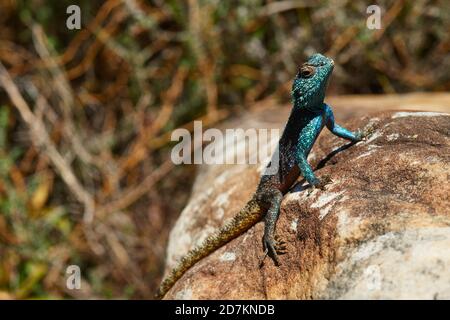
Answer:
[[0, 62, 95, 223]]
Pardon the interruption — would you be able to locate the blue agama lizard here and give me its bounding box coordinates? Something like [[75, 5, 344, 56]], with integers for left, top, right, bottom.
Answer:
[[156, 53, 367, 299]]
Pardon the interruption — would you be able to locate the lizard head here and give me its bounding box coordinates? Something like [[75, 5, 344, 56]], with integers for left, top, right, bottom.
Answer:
[[292, 53, 334, 111]]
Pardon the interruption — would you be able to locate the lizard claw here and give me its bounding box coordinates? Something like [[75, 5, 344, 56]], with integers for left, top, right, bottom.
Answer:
[[259, 248, 269, 268], [313, 174, 333, 191], [274, 235, 287, 254], [356, 124, 376, 141], [260, 235, 283, 267]]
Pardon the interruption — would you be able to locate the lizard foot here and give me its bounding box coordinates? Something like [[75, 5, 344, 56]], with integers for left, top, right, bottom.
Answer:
[[308, 174, 333, 195], [356, 123, 376, 141], [274, 235, 287, 255], [260, 235, 285, 267]]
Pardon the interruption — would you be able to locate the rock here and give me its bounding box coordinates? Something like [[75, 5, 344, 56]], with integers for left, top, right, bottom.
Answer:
[[163, 107, 450, 300]]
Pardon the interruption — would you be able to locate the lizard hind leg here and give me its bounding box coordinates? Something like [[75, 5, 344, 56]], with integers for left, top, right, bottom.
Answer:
[[258, 189, 284, 266]]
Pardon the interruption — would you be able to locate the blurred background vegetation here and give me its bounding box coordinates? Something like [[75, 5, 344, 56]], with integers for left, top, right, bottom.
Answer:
[[0, 0, 448, 299]]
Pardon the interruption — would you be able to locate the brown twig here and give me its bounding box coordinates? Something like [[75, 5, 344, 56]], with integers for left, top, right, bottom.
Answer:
[[97, 160, 174, 216], [32, 25, 101, 167], [118, 66, 188, 174], [0, 62, 95, 223]]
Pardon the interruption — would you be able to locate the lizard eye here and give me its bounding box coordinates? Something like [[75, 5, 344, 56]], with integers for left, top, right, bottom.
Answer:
[[300, 65, 315, 78]]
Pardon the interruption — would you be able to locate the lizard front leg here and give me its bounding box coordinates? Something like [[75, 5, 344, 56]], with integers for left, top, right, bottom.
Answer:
[[297, 153, 330, 190], [324, 104, 365, 142]]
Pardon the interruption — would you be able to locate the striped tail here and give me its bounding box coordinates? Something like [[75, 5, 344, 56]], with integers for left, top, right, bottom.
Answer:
[[155, 199, 263, 299]]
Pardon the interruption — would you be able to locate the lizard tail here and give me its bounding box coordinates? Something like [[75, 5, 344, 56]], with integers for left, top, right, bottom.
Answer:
[[155, 198, 263, 299]]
